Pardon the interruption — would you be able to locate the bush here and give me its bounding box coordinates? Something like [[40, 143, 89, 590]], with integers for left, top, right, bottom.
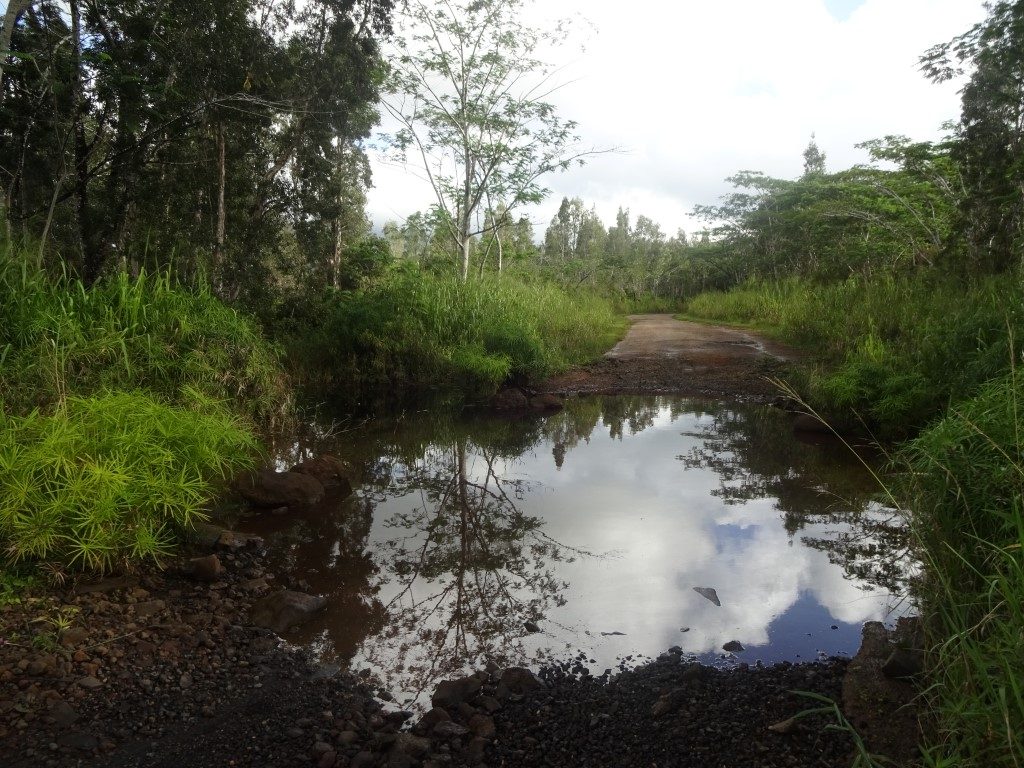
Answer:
[[292, 268, 626, 402], [0, 390, 258, 573], [0, 253, 290, 425]]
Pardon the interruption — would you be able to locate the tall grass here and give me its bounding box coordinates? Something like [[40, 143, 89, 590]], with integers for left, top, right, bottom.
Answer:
[[0, 390, 258, 573], [0, 253, 290, 424], [683, 274, 1024, 435], [897, 369, 1024, 767], [295, 268, 626, 401]]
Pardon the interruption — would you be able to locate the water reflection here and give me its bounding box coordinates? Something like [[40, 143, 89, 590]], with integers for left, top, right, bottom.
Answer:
[[244, 396, 910, 706]]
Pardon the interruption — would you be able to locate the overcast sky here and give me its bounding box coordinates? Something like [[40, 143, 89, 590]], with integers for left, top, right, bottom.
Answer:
[[366, 0, 987, 239]]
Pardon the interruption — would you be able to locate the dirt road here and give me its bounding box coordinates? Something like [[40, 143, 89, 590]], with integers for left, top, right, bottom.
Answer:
[[542, 314, 800, 401]]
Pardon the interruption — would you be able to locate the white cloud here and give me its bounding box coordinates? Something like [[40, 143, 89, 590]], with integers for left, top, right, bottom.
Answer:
[[366, 0, 986, 238]]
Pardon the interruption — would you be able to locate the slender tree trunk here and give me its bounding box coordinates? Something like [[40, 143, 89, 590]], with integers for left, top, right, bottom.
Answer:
[[460, 233, 471, 281], [213, 123, 226, 287], [69, 0, 97, 283], [496, 230, 503, 275]]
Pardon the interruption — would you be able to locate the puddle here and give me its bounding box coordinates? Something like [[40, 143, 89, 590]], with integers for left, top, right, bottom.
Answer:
[[242, 396, 911, 707]]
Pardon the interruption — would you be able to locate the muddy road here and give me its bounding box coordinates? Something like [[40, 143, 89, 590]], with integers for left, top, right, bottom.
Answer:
[[543, 314, 801, 401]]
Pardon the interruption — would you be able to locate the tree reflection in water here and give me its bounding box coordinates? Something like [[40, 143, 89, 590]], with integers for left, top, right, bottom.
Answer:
[[364, 436, 599, 703], [677, 403, 912, 594]]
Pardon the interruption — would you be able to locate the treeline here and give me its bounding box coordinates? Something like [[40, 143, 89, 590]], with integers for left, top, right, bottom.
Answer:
[[1, 0, 392, 306]]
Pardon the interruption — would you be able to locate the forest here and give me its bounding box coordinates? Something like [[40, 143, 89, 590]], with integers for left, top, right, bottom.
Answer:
[[1, 0, 1023, 766]]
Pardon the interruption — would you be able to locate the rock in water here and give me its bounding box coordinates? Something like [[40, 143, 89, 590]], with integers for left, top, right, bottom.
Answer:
[[723, 640, 744, 653], [236, 468, 325, 508], [529, 393, 565, 412], [491, 387, 529, 411], [693, 586, 721, 606], [431, 676, 483, 709], [249, 590, 327, 634], [289, 455, 354, 492], [524, 620, 541, 633]]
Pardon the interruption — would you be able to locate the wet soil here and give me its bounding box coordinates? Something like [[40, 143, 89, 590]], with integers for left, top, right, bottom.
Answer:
[[542, 314, 801, 400]]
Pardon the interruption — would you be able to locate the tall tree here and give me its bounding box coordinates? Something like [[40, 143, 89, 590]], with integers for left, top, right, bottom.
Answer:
[[922, 1, 1024, 271], [384, 0, 593, 281]]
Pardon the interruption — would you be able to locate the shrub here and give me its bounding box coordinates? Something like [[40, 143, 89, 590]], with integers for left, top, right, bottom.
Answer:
[[0, 390, 259, 573]]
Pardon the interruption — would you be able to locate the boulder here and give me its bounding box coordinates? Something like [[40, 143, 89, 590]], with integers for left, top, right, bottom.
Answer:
[[431, 676, 482, 709], [188, 554, 224, 582], [290, 455, 354, 493], [496, 667, 545, 698], [216, 530, 263, 550], [491, 387, 529, 412], [250, 590, 327, 634], [693, 586, 721, 606], [723, 640, 744, 653], [236, 468, 325, 508]]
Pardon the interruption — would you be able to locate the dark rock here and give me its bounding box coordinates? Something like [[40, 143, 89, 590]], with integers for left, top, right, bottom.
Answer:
[[249, 590, 327, 634], [317, 750, 338, 768], [188, 554, 224, 582], [433, 721, 469, 739], [290, 455, 354, 493], [350, 751, 376, 768], [523, 620, 541, 633], [47, 700, 78, 727], [463, 736, 488, 764], [236, 468, 325, 508], [216, 530, 264, 550], [882, 648, 923, 679], [59, 627, 89, 648], [496, 667, 545, 697], [468, 713, 496, 740], [431, 676, 482, 709], [723, 640, 744, 653], [56, 731, 99, 752], [693, 586, 721, 606], [392, 733, 431, 758], [792, 413, 831, 434], [76, 676, 102, 690], [491, 387, 529, 412], [768, 717, 798, 734], [190, 522, 226, 549]]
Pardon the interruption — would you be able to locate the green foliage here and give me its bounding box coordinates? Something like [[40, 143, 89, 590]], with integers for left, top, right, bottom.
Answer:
[[296, 268, 625, 402], [0, 391, 258, 573], [897, 370, 1024, 767], [0, 252, 289, 425], [683, 273, 1024, 436]]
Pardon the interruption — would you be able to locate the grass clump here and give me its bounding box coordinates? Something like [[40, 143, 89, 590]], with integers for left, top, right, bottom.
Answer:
[[897, 369, 1024, 767], [297, 268, 626, 402], [0, 254, 289, 425], [0, 390, 258, 574]]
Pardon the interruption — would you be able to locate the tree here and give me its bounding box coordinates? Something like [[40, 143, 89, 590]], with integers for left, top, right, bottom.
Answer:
[[921, 1, 1024, 271], [384, 0, 593, 281], [802, 134, 826, 178]]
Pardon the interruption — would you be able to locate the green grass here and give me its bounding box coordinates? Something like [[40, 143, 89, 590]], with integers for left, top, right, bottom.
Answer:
[[683, 273, 1024, 436], [292, 267, 627, 402], [897, 369, 1024, 767], [0, 390, 259, 573], [0, 252, 290, 425]]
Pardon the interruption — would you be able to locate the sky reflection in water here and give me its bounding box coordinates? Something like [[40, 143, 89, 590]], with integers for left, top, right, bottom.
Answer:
[[248, 396, 909, 707]]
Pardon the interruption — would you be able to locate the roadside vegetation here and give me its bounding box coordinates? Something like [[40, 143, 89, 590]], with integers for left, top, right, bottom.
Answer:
[[668, 5, 1024, 764]]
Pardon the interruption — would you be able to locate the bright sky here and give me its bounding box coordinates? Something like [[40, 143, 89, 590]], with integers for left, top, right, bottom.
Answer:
[[366, 0, 987, 239]]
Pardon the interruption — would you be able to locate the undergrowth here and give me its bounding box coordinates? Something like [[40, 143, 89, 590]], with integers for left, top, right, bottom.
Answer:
[[683, 273, 1024, 436], [0, 253, 290, 425], [896, 368, 1024, 767], [0, 390, 258, 573], [289, 267, 626, 403]]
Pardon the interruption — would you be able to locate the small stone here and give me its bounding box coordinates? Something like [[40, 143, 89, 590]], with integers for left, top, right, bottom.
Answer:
[[468, 713, 495, 740], [317, 751, 337, 768], [431, 676, 482, 709], [523, 620, 541, 633], [768, 717, 798, 735], [178, 673, 193, 689], [188, 554, 224, 582], [693, 586, 721, 606], [433, 721, 469, 739], [76, 676, 102, 690], [59, 627, 89, 648]]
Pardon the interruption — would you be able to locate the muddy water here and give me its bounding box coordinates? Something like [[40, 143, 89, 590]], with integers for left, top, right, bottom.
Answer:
[[242, 396, 910, 708]]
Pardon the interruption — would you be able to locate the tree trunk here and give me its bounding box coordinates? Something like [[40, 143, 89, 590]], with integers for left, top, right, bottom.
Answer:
[[69, 0, 97, 283], [496, 230, 503, 275], [213, 124, 226, 287], [460, 233, 471, 281]]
